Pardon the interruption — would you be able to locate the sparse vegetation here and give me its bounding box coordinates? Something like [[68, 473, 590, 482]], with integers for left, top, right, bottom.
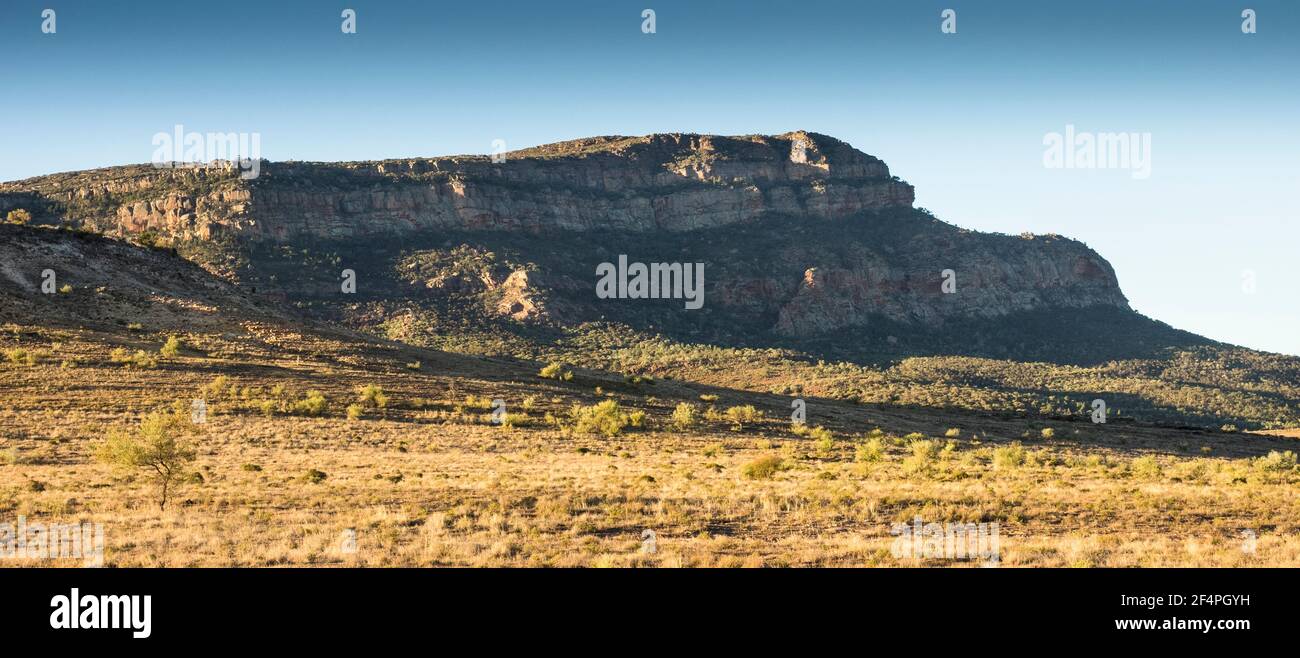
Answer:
[[538, 362, 573, 381], [96, 405, 199, 510], [723, 405, 762, 430], [293, 390, 328, 416], [160, 335, 182, 357], [671, 402, 698, 430], [742, 455, 785, 480], [993, 442, 1027, 471]]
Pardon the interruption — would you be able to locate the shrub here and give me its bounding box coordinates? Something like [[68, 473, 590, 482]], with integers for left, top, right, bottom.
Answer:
[[57, 284, 73, 295], [570, 400, 635, 437], [1040, 427, 1055, 439], [4, 348, 37, 366], [742, 455, 785, 480], [671, 402, 698, 430], [1251, 450, 1297, 482], [459, 395, 493, 412], [902, 439, 941, 476], [538, 362, 573, 381], [293, 390, 328, 416], [302, 469, 328, 484], [202, 375, 232, 400], [627, 410, 647, 428], [993, 442, 1027, 470], [699, 394, 719, 403], [96, 406, 199, 510], [241, 463, 262, 472], [945, 428, 961, 438], [116, 349, 157, 368], [1130, 455, 1162, 479], [160, 335, 182, 358], [499, 412, 530, 428], [810, 426, 834, 455], [357, 384, 388, 409], [5, 209, 32, 225], [724, 405, 762, 430], [855, 437, 885, 463], [346, 403, 364, 421]]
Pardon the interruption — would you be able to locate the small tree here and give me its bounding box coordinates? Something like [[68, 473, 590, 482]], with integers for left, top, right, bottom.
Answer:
[[6, 209, 32, 225], [97, 406, 198, 510]]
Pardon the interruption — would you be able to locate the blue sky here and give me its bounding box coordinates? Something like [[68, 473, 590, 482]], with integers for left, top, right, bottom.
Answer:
[[2, 0, 1297, 355]]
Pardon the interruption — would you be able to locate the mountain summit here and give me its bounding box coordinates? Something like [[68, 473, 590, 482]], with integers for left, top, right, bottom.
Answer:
[[1, 131, 1130, 340]]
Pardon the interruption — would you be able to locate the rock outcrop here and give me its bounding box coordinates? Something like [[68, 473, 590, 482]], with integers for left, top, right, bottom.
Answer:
[[0, 131, 913, 241], [0, 131, 1129, 335]]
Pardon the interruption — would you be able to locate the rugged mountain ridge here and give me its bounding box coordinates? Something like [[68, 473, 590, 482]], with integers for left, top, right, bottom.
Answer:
[[1, 131, 1130, 335], [0, 131, 914, 239]]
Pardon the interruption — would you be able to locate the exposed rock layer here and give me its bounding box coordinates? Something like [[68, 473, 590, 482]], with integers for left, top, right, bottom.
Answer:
[[0, 131, 1129, 333]]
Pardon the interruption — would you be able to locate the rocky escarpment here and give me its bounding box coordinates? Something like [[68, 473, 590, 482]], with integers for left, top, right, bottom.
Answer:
[[0, 131, 914, 241], [0, 131, 1130, 335]]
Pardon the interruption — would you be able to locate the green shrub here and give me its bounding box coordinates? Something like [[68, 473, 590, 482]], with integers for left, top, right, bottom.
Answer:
[[742, 455, 785, 480], [724, 405, 762, 430], [627, 410, 647, 428], [4, 347, 37, 366], [160, 335, 182, 358], [302, 469, 328, 484], [993, 442, 1027, 470], [118, 350, 157, 368], [293, 390, 328, 416], [346, 403, 364, 421], [570, 400, 636, 437], [671, 402, 698, 430], [1251, 450, 1297, 482], [856, 437, 885, 462], [357, 384, 388, 409], [538, 362, 573, 381], [1130, 455, 1161, 479]]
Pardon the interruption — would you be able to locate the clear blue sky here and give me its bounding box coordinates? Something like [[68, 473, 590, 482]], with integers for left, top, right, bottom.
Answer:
[[3, 0, 1297, 355]]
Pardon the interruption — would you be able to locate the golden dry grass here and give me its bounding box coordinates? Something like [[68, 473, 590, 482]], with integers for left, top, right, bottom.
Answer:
[[2, 322, 1299, 568]]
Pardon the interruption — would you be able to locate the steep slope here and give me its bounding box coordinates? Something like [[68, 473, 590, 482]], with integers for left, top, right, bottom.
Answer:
[[2, 131, 1128, 334]]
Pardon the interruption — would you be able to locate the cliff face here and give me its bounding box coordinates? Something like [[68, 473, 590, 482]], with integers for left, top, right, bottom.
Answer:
[[0, 131, 1129, 335], [0, 131, 914, 240]]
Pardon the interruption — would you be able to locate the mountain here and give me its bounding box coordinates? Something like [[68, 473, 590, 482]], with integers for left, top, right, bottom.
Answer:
[[4, 133, 1300, 568], [3, 131, 1298, 430]]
